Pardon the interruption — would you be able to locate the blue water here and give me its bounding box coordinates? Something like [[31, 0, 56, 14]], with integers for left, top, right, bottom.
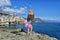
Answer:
[[7, 22, 60, 40], [32, 22, 60, 40]]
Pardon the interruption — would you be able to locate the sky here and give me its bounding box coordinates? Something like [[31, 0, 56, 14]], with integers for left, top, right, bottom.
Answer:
[[0, 0, 60, 21]]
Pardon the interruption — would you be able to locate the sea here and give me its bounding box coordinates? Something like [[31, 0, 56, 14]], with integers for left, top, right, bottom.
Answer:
[[6, 22, 60, 40]]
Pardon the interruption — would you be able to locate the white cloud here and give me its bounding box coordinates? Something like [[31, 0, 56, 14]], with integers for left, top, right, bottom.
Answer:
[[2, 7, 26, 14], [39, 17, 60, 21], [2, 7, 14, 12], [0, 0, 27, 14], [0, 0, 11, 6]]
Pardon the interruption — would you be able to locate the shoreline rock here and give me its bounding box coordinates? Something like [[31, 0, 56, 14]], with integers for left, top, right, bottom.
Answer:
[[0, 29, 58, 40]]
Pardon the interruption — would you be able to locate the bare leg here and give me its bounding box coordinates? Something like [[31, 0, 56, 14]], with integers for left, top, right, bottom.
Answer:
[[29, 27, 32, 35], [27, 28, 29, 35], [31, 27, 32, 32], [27, 27, 33, 35], [26, 28, 30, 40]]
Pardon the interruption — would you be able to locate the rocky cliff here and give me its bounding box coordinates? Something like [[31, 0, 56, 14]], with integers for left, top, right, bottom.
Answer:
[[0, 28, 58, 40], [34, 18, 42, 22]]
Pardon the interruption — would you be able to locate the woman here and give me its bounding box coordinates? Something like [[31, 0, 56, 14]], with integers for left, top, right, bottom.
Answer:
[[23, 19, 32, 35]]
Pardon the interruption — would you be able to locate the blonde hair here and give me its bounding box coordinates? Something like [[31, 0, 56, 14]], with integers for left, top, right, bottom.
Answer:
[[29, 9, 33, 15]]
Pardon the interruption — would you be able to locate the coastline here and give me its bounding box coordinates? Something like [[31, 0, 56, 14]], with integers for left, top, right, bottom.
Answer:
[[0, 28, 58, 40]]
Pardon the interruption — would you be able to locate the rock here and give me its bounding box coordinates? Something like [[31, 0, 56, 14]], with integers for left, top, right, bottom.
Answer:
[[0, 30, 58, 40], [20, 32, 26, 35], [6, 28, 22, 33], [10, 31, 18, 33], [19, 28, 25, 32]]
